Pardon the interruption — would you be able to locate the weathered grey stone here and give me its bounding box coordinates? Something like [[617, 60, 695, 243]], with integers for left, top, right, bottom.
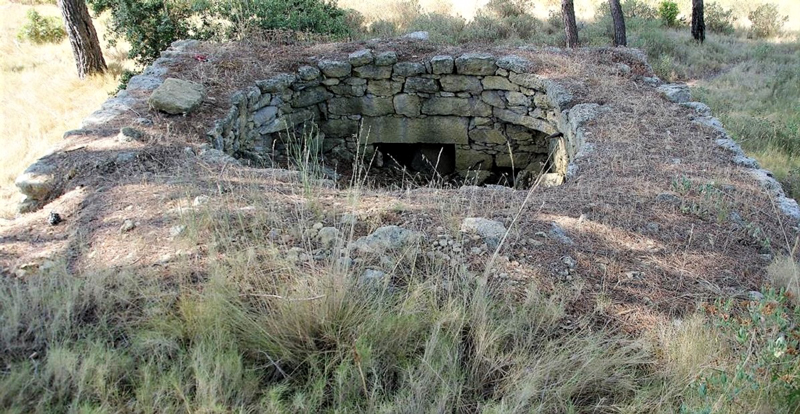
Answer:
[[328, 96, 394, 116], [567, 103, 602, 131], [259, 109, 315, 134], [367, 80, 403, 96], [394, 94, 421, 117], [375, 51, 398, 66], [353, 64, 393, 79], [15, 161, 56, 201], [403, 31, 429, 40], [481, 91, 505, 108], [322, 78, 340, 86], [126, 75, 163, 91], [430, 55, 454, 74], [350, 225, 421, 254], [316, 227, 341, 248], [404, 77, 439, 93], [349, 49, 374, 66], [657, 83, 691, 103], [321, 119, 359, 137], [256, 74, 297, 93], [455, 53, 497, 75], [543, 80, 573, 109], [681, 101, 712, 117], [327, 83, 367, 97], [117, 126, 144, 142], [318, 60, 352, 78], [198, 148, 241, 165], [253, 106, 279, 127], [482, 76, 518, 91], [421, 97, 491, 117], [393, 62, 426, 77], [471, 117, 492, 128], [508, 72, 544, 90], [493, 108, 558, 135], [470, 128, 507, 145], [148, 78, 205, 114], [360, 116, 469, 145], [456, 148, 493, 170], [298, 65, 320, 81], [291, 86, 332, 108], [506, 91, 529, 107], [440, 75, 483, 93], [496, 55, 531, 73], [460, 218, 506, 249]]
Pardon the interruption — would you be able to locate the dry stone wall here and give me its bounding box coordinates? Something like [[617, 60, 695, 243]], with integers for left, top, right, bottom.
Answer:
[[206, 49, 585, 187]]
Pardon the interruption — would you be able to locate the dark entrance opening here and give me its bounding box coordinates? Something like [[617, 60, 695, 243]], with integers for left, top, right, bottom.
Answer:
[[375, 143, 456, 177], [487, 166, 517, 187]]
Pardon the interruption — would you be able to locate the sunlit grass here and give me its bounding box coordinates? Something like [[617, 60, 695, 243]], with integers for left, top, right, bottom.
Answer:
[[0, 0, 129, 218]]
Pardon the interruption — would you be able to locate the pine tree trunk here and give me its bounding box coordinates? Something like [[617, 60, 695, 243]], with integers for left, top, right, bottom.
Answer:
[[691, 0, 705, 43], [561, 0, 579, 48], [609, 0, 627, 46], [57, 0, 106, 78]]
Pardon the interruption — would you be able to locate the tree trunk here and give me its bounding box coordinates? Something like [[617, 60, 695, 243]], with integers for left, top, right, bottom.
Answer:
[[57, 0, 106, 78], [691, 0, 705, 43], [561, 0, 579, 48], [609, 0, 627, 46]]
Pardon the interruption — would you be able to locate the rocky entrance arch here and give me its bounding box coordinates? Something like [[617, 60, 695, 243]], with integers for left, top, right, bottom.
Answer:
[[206, 49, 582, 188]]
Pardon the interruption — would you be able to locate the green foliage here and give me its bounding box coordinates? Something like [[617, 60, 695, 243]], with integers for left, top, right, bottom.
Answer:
[[16, 9, 66, 44], [369, 19, 398, 38], [658, 0, 680, 27], [87, 0, 354, 65], [748, 3, 789, 39], [686, 289, 800, 412], [623, 0, 657, 20], [485, 0, 531, 19], [705, 2, 735, 34]]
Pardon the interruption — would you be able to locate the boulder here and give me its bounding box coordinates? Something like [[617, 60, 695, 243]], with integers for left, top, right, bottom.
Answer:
[[657, 83, 691, 103], [148, 78, 206, 114], [318, 60, 352, 78], [430, 55, 454, 74], [460, 218, 507, 249], [350, 225, 421, 254], [455, 53, 497, 75]]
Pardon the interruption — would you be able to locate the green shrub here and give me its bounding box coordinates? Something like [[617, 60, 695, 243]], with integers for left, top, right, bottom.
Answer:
[[16, 9, 66, 44], [658, 1, 680, 27], [485, 0, 531, 18], [369, 20, 397, 38], [748, 3, 789, 39], [705, 2, 735, 34], [407, 13, 466, 44], [88, 0, 354, 65], [623, 0, 657, 20]]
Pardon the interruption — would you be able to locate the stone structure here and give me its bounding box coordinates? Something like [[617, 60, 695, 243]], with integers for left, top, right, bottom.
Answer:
[[205, 50, 587, 187]]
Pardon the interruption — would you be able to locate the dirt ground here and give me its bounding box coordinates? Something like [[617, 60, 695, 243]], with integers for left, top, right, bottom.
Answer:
[[1, 37, 796, 333]]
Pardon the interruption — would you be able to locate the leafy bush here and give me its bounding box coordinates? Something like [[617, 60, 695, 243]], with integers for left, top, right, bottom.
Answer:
[[705, 2, 735, 35], [748, 3, 789, 39], [623, 0, 657, 20], [658, 1, 680, 28], [16, 9, 66, 44], [485, 0, 531, 18], [369, 20, 397, 38], [687, 289, 800, 411], [88, 0, 354, 65]]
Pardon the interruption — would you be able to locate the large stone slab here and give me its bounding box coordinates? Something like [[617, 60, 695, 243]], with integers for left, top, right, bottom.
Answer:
[[291, 86, 332, 107], [148, 78, 205, 114], [421, 97, 491, 117], [440, 75, 483, 93], [455, 53, 497, 75], [360, 116, 468, 145], [353, 65, 392, 79], [329, 96, 395, 116], [318, 60, 352, 78]]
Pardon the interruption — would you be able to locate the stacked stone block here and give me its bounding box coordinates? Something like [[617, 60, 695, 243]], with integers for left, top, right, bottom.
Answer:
[[206, 49, 579, 186]]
